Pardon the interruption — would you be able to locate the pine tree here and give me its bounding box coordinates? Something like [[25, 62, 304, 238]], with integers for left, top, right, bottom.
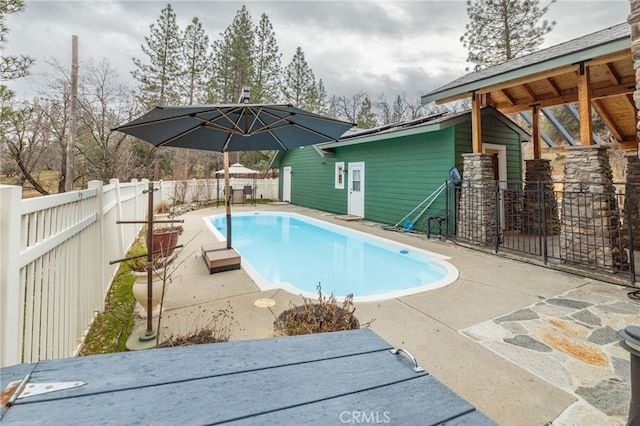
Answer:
[[282, 47, 317, 111], [356, 96, 378, 129], [209, 6, 256, 103], [376, 94, 391, 125], [131, 4, 182, 107], [0, 0, 33, 81], [314, 79, 328, 115], [179, 17, 211, 105], [461, 0, 555, 70], [253, 13, 281, 103], [391, 95, 405, 123]]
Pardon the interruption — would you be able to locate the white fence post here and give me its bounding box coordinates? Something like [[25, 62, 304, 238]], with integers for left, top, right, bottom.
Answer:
[[88, 180, 107, 306], [110, 178, 125, 254], [141, 179, 149, 217], [0, 185, 23, 367]]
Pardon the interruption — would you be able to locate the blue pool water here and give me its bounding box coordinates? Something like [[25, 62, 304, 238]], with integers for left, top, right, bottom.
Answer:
[[206, 212, 458, 302]]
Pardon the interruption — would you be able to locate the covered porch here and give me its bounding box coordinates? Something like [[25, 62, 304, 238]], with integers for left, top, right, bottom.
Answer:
[[422, 23, 640, 285]]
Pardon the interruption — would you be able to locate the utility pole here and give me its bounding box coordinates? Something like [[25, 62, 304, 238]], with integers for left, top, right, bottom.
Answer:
[[65, 35, 78, 192]]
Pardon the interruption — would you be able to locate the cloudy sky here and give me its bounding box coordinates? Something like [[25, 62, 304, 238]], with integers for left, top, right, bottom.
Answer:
[[2, 0, 632, 104]]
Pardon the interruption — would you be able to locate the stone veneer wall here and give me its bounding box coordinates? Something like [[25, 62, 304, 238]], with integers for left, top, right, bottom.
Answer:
[[560, 146, 628, 270], [457, 153, 497, 244], [622, 154, 640, 249], [630, 1, 640, 143], [523, 159, 560, 235], [627, 3, 640, 250]]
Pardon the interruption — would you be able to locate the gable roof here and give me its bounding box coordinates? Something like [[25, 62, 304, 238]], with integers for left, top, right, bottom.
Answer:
[[420, 23, 635, 147], [317, 106, 530, 149], [422, 23, 630, 105], [269, 106, 529, 167]]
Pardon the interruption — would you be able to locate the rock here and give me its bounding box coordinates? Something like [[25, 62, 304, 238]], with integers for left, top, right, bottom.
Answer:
[[588, 326, 622, 345], [504, 335, 552, 352], [546, 298, 593, 310], [575, 379, 630, 416], [572, 309, 602, 327], [495, 308, 539, 323]]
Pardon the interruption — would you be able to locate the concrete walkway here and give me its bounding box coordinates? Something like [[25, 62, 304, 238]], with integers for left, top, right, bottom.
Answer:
[[131, 203, 640, 425]]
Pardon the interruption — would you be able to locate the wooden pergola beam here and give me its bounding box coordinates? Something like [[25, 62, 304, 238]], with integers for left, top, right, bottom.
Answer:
[[531, 105, 541, 159], [496, 84, 633, 114], [476, 64, 580, 95], [583, 49, 631, 67], [604, 62, 621, 85], [522, 83, 537, 102], [592, 99, 623, 141], [626, 93, 636, 112], [499, 89, 516, 105], [546, 77, 561, 96], [578, 63, 592, 145], [434, 64, 581, 105], [471, 92, 482, 153], [432, 49, 630, 106]]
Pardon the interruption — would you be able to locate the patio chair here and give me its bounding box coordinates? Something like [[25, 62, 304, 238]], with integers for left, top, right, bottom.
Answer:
[[243, 185, 253, 205]]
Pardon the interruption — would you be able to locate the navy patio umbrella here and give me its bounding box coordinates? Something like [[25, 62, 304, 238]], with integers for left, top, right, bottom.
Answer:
[[113, 100, 354, 249]]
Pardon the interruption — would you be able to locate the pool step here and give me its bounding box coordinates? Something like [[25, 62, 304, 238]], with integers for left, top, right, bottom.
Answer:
[[201, 242, 241, 274], [335, 214, 362, 222]]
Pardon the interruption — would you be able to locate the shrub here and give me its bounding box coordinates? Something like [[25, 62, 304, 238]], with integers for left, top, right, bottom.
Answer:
[[159, 303, 239, 347], [274, 285, 373, 336]]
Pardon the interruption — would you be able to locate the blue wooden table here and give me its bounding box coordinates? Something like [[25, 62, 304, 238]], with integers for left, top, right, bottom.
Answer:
[[1, 329, 495, 425]]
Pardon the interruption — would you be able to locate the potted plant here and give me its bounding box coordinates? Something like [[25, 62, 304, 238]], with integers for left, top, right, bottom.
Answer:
[[126, 244, 172, 318], [148, 224, 183, 258]]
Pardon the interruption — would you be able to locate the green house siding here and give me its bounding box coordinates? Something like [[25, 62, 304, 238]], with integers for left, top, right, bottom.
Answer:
[[278, 147, 347, 214], [278, 109, 526, 232], [454, 115, 523, 180], [279, 128, 456, 227], [339, 129, 454, 226]]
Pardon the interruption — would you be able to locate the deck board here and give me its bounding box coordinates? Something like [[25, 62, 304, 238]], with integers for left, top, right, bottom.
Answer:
[[0, 329, 496, 425]]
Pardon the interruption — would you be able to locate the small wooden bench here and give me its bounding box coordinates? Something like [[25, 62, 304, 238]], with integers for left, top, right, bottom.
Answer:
[[201, 242, 241, 274]]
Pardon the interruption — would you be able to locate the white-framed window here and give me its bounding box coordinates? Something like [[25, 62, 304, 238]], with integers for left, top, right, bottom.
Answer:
[[335, 162, 345, 189]]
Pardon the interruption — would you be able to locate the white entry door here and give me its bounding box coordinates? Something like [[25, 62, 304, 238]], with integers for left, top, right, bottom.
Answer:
[[282, 167, 292, 202], [348, 162, 365, 217]]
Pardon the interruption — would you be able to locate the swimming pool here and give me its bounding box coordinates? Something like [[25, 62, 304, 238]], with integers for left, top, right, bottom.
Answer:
[[205, 212, 458, 302]]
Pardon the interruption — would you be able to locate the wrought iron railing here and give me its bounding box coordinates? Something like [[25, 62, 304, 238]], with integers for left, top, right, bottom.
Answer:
[[445, 180, 638, 285]]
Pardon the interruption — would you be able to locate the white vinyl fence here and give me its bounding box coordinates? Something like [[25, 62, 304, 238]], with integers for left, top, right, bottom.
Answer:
[[0, 177, 279, 368], [155, 178, 279, 206]]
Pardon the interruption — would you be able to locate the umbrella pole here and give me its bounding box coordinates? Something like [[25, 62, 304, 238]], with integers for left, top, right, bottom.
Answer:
[[224, 151, 232, 249], [146, 183, 154, 334]]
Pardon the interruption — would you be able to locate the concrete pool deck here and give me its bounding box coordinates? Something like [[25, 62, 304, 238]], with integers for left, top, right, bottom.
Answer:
[[131, 203, 640, 425]]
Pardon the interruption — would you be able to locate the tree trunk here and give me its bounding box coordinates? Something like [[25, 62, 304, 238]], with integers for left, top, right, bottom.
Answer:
[[16, 159, 49, 195]]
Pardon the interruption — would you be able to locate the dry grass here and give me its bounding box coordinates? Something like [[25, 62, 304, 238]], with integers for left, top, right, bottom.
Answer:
[[274, 285, 373, 336], [158, 303, 240, 347]]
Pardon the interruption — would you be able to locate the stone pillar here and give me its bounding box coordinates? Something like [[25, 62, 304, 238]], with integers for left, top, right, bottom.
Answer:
[[621, 6, 640, 424], [561, 146, 628, 270], [457, 153, 497, 244], [627, 1, 640, 249], [523, 159, 560, 235], [630, 0, 640, 144], [623, 154, 640, 249]]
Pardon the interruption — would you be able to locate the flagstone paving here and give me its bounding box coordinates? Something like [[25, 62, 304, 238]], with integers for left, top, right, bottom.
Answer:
[[132, 204, 640, 424], [461, 282, 639, 425]]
